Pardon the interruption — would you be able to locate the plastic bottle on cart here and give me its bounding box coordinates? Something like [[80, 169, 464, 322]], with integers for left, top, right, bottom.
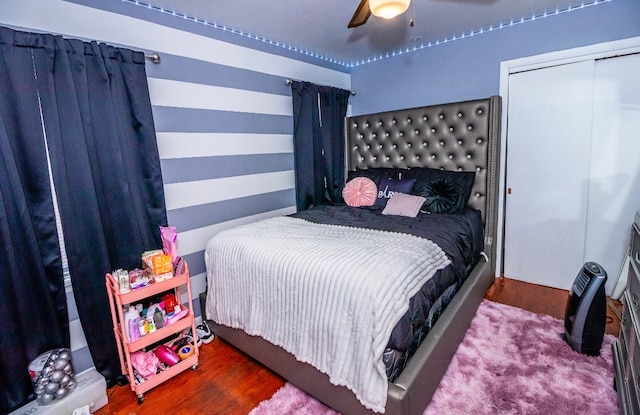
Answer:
[[147, 316, 156, 333], [124, 306, 140, 342], [138, 319, 148, 336], [153, 307, 165, 329]]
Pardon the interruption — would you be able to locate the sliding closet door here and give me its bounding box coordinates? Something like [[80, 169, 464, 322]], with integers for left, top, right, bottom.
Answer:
[[584, 53, 640, 293], [503, 60, 595, 290]]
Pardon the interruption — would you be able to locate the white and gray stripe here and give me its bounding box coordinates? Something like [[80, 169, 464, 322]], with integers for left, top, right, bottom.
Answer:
[[0, 0, 350, 373]]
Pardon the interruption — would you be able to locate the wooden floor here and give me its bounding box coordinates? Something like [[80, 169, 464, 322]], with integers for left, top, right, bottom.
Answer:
[[485, 277, 621, 336], [95, 277, 621, 415]]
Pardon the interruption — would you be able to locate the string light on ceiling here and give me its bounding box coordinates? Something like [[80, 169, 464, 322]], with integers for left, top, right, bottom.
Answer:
[[122, 0, 611, 68]]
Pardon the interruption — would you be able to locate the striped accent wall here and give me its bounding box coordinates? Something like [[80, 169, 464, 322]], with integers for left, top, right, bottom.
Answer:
[[0, 0, 351, 373]]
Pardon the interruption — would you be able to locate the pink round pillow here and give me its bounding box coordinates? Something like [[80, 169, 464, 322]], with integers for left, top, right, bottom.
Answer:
[[342, 177, 377, 207]]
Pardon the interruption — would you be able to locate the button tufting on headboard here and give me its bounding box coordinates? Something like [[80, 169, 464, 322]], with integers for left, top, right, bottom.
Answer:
[[345, 97, 501, 236]]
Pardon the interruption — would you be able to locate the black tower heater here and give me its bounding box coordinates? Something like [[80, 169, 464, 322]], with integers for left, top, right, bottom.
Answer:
[[563, 261, 608, 356]]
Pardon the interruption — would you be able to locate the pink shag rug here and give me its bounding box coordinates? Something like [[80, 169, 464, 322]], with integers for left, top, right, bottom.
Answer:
[[249, 299, 619, 415]]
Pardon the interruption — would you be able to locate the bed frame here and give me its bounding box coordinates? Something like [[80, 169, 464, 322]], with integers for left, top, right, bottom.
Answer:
[[205, 96, 502, 414]]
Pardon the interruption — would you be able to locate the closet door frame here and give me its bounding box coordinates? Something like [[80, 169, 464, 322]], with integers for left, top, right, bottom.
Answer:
[[503, 60, 595, 290], [496, 36, 640, 282]]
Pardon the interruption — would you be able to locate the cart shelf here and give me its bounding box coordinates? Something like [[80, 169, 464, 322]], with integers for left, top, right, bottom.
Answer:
[[105, 261, 199, 404]]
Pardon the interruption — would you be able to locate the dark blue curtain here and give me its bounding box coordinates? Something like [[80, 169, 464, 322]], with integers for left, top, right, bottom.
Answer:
[[291, 81, 350, 211], [0, 28, 69, 415], [0, 27, 166, 413]]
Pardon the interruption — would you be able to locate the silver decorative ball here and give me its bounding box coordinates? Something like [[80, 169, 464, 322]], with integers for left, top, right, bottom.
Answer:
[[37, 393, 55, 405], [30, 348, 76, 404], [57, 350, 71, 361], [50, 370, 65, 383], [54, 387, 69, 400], [44, 382, 59, 394], [60, 374, 72, 386], [53, 358, 67, 371]]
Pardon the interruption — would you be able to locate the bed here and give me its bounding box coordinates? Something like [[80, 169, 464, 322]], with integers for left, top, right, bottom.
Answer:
[[203, 96, 501, 415]]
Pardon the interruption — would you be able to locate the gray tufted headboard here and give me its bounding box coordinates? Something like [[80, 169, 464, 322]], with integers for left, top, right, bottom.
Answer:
[[345, 96, 501, 263]]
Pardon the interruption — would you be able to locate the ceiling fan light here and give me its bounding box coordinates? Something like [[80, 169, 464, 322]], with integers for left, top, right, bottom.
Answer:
[[369, 0, 411, 19]]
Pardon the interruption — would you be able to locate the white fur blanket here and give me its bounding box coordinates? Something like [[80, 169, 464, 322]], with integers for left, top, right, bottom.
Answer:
[[205, 216, 450, 413]]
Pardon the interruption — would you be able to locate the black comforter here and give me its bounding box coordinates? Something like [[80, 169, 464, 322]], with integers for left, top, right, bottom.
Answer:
[[291, 204, 484, 380]]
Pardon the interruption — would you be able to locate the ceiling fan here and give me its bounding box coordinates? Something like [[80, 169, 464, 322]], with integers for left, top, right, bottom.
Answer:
[[348, 0, 411, 28]]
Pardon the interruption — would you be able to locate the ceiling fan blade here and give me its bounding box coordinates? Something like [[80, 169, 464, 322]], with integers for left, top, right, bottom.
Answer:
[[348, 0, 371, 28]]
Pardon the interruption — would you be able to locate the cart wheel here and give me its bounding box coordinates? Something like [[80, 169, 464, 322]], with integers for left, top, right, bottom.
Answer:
[[191, 363, 198, 370], [137, 394, 144, 404]]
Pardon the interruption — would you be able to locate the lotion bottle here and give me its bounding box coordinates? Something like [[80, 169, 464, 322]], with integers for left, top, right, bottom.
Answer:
[[124, 306, 140, 342]]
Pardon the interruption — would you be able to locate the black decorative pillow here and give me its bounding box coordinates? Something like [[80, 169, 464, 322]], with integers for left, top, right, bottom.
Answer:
[[404, 167, 475, 213], [374, 177, 417, 207], [415, 179, 464, 214]]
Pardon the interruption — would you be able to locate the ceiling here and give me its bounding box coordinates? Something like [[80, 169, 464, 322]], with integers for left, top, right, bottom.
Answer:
[[146, 0, 596, 65]]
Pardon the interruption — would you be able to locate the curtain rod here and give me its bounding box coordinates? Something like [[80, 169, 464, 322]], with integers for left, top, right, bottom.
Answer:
[[285, 78, 356, 96], [145, 53, 161, 64]]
